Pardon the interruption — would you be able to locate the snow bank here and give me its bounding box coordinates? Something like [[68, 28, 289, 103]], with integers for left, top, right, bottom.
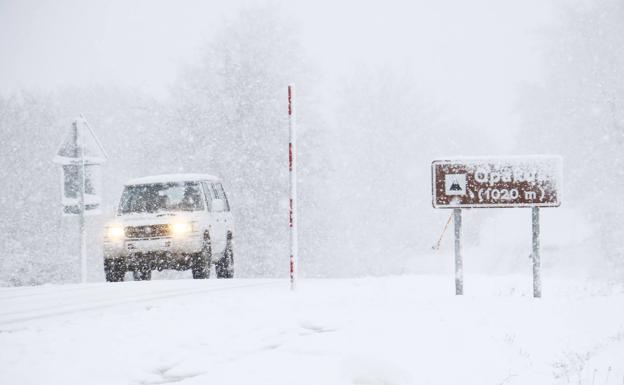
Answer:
[[0, 276, 622, 385]]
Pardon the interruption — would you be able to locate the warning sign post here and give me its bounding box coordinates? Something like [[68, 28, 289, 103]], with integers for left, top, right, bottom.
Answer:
[[431, 156, 562, 298], [53, 116, 107, 283]]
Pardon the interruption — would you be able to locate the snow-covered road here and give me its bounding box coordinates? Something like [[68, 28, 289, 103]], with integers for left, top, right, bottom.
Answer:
[[1, 275, 623, 385]]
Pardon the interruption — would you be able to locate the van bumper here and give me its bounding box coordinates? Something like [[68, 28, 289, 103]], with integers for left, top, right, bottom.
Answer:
[[104, 251, 201, 272], [104, 235, 203, 270]]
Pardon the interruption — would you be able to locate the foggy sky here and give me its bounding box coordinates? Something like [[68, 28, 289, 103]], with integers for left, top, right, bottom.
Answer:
[[0, 0, 555, 142]]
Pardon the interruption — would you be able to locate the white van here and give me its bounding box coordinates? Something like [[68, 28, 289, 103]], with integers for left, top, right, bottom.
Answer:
[[103, 174, 235, 281]]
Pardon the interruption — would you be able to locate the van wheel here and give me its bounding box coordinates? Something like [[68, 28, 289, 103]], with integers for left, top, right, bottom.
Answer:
[[192, 233, 212, 279], [133, 270, 152, 281], [216, 236, 234, 279], [104, 259, 125, 282]]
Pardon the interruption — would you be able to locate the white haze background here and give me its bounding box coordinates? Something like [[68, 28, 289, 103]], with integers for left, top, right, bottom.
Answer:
[[0, 0, 622, 285]]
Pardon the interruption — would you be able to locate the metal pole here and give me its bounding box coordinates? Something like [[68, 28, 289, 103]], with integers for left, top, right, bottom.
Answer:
[[288, 85, 298, 290], [532, 207, 541, 298], [453, 208, 463, 295], [78, 120, 87, 284]]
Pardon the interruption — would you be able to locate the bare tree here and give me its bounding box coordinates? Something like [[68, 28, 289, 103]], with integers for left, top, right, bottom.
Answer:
[[518, 0, 624, 268]]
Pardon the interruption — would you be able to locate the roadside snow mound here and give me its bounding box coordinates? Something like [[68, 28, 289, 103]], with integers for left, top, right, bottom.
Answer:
[[0, 276, 622, 385]]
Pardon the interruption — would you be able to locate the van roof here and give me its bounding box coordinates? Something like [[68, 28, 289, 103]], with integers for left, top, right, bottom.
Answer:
[[125, 173, 220, 186]]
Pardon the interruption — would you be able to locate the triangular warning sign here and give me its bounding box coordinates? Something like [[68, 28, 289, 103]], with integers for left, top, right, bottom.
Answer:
[[53, 117, 107, 165]]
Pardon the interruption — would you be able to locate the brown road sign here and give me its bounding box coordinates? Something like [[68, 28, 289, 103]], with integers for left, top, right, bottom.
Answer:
[[432, 156, 562, 208]]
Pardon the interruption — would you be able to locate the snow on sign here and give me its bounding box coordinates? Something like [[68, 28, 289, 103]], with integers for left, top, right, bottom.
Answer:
[[432, 156, 562, 208]]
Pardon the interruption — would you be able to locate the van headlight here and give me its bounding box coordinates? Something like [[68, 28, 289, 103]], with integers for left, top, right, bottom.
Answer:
[[105, 224, 125, 239], [170, 222, 195, 235]]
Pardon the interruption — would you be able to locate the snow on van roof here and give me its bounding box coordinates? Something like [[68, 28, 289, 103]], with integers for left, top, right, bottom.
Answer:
[[125, 173, 220, 185]]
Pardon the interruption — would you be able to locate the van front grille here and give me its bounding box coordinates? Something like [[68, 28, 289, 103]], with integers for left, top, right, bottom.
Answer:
[[125, 224, 170, 239]]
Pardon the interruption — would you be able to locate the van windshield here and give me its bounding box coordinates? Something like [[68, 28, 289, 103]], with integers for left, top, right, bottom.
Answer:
[[119, 182, 205, 214]]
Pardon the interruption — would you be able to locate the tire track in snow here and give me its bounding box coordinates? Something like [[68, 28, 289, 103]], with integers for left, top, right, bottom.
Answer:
[[0, 276, 197, 300], [0, 283, 218, 315], [0, 283, 114, 300], [0, 281, 280, 327]]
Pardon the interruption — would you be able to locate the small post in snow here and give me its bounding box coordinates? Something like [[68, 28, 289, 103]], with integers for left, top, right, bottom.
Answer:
[[453, 208, 463, 295], [532, 207, 541, 298], [288, 84, 298, 290]]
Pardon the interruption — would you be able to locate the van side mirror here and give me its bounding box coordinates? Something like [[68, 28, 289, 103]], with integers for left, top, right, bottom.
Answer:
[[212, 199, 225, 212]]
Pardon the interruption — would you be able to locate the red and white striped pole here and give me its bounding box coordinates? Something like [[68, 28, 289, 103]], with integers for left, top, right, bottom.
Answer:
[[288, 84, 298, 290]]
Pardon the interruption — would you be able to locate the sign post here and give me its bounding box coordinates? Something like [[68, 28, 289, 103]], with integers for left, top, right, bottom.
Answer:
[[453, 208, 463, 295], [532, 207, 541, 298], [78, 130, 87, 283], [53, 116, 107, 283], [431, 156, 562, 298]]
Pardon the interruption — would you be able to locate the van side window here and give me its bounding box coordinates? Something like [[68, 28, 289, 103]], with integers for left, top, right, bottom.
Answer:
[[201, 181, 213, 211], [211, 182, 230, 212]]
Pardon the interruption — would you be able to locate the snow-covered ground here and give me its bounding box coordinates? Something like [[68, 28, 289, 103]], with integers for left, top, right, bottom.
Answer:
[[1, 274, 623, 385]]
